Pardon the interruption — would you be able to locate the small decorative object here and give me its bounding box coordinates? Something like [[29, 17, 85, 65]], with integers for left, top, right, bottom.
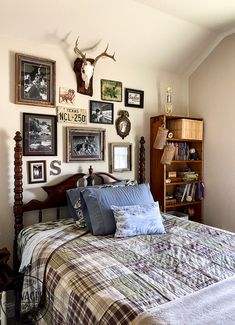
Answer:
[[124, 88, 144, 108], [23, 113, 57, 156], [184, 206, 195, 217], [15, 53, 55, 107], [89, 100, 113, 124], [66, 127, 105, 162], [59, 87, 76, 105], [101, 79, 122, 102], [168, 171, 177, 178], [109, 143, 132, 172], [28, 160, 47, 184], [73, 37, 116, 97], [57, 107, 87, 124], [153, 127, 169, 149], [160, 143, 175, 165], [115, 110, 131, 139], [50, 160, 61, 176], [166, 178, 171, 184], [189, 148, 199, 160], [164, 87, 173, 114], [168, 131, 174, 138]]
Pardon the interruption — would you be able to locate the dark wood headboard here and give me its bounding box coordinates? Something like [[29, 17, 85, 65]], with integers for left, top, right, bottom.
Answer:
[[13, 131, 146, 271]]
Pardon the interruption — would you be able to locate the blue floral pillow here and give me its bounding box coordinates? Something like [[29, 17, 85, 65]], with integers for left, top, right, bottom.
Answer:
[[111, 202, 165, 238]]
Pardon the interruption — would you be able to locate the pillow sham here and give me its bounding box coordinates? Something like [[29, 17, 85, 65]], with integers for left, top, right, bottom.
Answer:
[[66, 181, 126, 230], [80, 183, 155, 235], [111, 202, 165, 238]]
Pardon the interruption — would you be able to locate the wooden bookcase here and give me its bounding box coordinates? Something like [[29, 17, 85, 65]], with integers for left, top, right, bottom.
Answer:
[[150, 115, 204, 223]]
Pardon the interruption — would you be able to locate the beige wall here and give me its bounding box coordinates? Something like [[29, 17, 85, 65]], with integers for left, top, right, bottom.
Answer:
[[0, 36, 188, 256], [189, 34, 235, 232]]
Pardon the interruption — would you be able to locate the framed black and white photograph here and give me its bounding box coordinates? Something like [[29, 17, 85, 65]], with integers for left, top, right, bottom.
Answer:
[[89, 100, 113, 124], [101, 79, 122, 102], [27, 160, 47, 184], [23, 113, 57, 156], [66, 127, 105, 162], [125, 88, 144, 108], [15, 53, 56, 107]]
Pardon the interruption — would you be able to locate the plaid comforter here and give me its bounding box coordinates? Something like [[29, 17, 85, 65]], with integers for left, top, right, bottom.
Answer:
[[21, 215, 235, 324]]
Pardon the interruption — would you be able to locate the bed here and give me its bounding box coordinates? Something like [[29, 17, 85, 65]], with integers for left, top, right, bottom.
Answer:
[[12, 131, 235, 325]]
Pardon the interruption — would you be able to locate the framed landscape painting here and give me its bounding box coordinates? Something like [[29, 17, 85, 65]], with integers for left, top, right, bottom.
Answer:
[[15, 54, 56, 107], [101, 79, 122, 102], [23, 113, 57, 156]]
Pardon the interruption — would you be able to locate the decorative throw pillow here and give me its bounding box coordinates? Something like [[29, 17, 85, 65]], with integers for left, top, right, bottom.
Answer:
[[80, 183, 155, 235], [111, 202, 165, 238]]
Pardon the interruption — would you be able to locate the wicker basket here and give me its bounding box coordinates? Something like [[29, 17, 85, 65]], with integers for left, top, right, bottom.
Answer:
[[167, 119, 203, 140]]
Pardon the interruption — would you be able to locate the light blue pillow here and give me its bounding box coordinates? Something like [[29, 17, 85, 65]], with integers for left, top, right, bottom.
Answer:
[[80, 183, 155, 235], [111, 202, 165, 237]]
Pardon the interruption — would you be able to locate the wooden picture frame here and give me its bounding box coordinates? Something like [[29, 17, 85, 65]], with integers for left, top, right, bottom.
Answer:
[[109, 143, 132, 172], [125, 88, 144, 108], [28, 160, 47, 184], [15, 53, 56, 107], [66, 127, 105, 162], [23, 113, 57, 156], [101, 79, 122, 102], [89, 100, 114, 124]]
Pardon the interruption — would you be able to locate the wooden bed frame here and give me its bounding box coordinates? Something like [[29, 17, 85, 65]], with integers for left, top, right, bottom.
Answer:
[[13, 131, 146, 272]]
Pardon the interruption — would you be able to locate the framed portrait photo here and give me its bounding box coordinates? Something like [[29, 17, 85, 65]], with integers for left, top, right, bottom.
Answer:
[[125, 88, 144, 108], [66, 127, 105, 162], [23, 113, 57, 156], [89, 100, 113, 124], [28, 160, 47, 184], [101, 79, 122, 102], [15, 53, 56, 107]]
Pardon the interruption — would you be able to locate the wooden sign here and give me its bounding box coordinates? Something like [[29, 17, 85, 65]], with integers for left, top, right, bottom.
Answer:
[[57, 106, 87, 124]]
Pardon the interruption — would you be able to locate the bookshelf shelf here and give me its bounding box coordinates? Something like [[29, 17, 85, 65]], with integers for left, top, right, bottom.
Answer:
[[150, 114, 204, 223], [165, 201, 201, 208]]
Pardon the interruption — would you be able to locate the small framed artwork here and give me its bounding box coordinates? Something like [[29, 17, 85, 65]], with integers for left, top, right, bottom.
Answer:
[[28, 160, 47, 184], [101, 79, 122, 102], [109, 143, 132, 172], [23, 113, 57, 156], [125, 88, 144, 108], [59, 87, 76, 105], [66, 127, 105, 162], [89, 100, 113, 124], [15, 53, 56, 107]]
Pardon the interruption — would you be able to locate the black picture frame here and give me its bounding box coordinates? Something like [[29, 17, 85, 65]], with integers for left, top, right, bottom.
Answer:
[[89, 100, 114, 124], [125, 88, 144, 108], [66, 127, 105, 162], [27, 160, 47, 184], [23, 113, 57, 156], [15, 53, 56, 107]]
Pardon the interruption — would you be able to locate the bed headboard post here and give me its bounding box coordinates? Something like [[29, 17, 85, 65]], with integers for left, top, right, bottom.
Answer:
[[87, 165, 94, 186], [138, 136, 146, 184], [13, 131, 23, 272]]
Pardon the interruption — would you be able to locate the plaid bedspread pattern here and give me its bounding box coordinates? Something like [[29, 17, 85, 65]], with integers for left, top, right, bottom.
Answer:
[[24, 216, 235, 325]]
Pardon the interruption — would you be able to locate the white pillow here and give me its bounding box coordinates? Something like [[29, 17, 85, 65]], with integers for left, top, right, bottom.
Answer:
[[111, 202, 165, 238]]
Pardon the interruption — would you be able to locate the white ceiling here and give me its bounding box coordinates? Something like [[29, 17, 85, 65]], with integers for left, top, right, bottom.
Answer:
[[1, 0, 235, 74]]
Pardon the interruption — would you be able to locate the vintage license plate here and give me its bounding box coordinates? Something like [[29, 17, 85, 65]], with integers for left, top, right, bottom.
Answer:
[[57, 106, 87, 124]]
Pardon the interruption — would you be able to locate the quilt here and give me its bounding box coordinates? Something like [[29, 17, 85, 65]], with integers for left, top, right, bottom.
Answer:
[[20, 215, 235, 324]]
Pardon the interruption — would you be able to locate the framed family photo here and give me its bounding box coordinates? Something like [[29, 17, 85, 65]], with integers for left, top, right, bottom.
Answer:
[[125, 88, 144, 108], [27, 160, 47, 184], [101, 79, 122, 102], [15, 53, 56, 107], [23, 113, 57, 156], [66, 127, 105, 162], [89, 100, 113, 124]]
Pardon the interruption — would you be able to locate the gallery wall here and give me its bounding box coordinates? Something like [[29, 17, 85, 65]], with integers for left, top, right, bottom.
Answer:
[[0, 36, 188, 257]]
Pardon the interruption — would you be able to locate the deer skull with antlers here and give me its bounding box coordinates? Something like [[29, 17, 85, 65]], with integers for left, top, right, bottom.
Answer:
[[73, 38, 116, 96]]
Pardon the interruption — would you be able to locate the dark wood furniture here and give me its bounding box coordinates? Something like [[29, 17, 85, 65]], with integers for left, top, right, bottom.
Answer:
[[150, 115, 203, 223], [13, 131, 146, 272]]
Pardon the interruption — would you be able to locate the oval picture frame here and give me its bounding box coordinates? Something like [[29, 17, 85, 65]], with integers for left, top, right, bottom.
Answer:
[[115, 110, 131, 139]]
